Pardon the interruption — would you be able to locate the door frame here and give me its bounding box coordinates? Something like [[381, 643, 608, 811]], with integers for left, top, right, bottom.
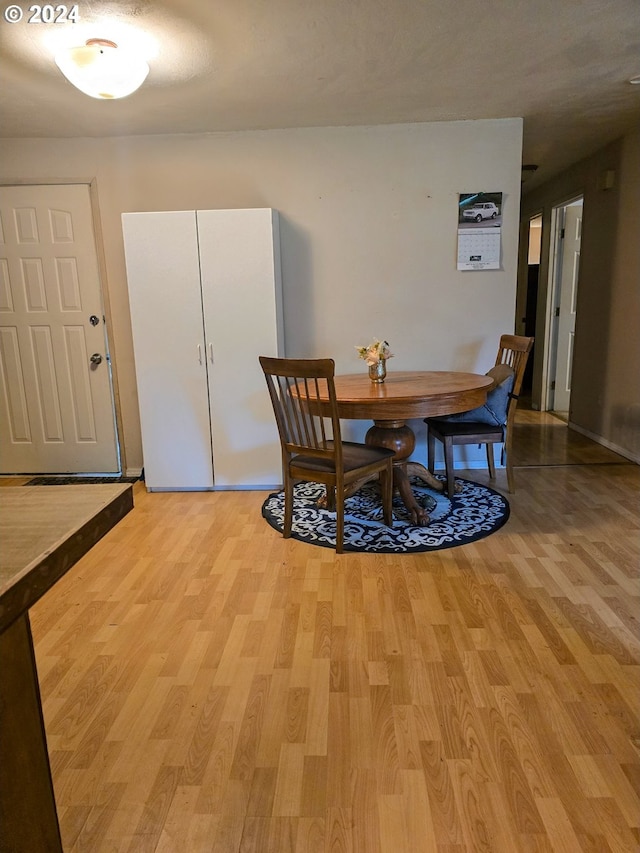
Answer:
[[0, 178, 125, 474], [541, 194, 583, 413]]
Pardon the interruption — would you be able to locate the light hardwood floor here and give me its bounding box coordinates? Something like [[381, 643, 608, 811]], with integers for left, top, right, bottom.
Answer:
[[13, 415, 640, 851]]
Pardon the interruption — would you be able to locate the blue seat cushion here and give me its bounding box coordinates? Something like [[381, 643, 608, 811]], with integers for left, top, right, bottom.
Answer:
[[436, 364, 515, 427]]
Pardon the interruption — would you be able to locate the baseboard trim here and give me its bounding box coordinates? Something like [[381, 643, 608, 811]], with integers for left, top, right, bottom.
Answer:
[[568, 422, 639, 464]]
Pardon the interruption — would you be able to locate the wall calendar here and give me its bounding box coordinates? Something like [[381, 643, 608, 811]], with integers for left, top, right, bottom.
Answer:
[[457, 192, 503, 270]]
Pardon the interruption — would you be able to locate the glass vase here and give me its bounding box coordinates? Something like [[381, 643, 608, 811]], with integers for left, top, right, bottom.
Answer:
[[368, 358, 387, 383]]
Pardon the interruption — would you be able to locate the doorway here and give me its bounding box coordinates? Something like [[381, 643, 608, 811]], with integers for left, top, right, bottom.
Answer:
[[545, 197, 583, 420], [0, 183, 120, 474]]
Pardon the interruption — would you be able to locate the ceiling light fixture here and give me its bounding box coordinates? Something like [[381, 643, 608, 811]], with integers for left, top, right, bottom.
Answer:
[[55, 38, 149, 99]]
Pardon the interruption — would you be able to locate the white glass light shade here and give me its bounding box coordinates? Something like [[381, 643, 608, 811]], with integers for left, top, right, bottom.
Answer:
[[55, 38, 149, 99]]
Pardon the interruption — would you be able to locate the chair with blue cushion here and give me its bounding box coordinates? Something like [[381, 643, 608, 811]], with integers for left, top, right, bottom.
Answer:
[[425, 335, 534, 497]]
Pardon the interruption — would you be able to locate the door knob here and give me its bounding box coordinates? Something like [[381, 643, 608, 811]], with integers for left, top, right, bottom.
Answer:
[[89, 315, 100, 326], [90, 353, 103, 365]]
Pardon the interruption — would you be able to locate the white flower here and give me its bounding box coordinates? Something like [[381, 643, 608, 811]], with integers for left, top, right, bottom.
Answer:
[[355, 339, 394, 365]]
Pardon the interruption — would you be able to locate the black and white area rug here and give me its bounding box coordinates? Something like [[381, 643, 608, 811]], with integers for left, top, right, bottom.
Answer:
[[262, 476, 510, 553]]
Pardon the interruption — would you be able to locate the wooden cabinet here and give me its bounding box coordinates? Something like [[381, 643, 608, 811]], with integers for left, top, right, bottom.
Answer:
[[122, 208, 284, 490]]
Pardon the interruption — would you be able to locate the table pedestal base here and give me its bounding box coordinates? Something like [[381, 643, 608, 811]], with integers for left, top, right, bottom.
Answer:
[[365, 420, 444, 525]]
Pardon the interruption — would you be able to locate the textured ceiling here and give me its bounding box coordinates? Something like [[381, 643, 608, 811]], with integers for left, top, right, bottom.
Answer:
[[1, 0, 639, 192]]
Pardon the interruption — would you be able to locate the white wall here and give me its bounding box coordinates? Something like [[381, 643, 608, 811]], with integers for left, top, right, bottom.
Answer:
[[0, 118, 523, 473]]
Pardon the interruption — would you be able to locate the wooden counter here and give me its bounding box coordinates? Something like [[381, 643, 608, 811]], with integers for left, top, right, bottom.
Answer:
[[0, 484, 133, 852]]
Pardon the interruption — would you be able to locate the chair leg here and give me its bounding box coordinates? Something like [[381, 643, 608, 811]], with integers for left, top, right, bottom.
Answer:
[[504, 436, 515, 493], [283, 472, 293, 538], [443, 437, 455, 498], [506, 459, 515, 493], [380, 466, 394, 528], [325, 485, 336, 511], [335, 485, 345, 554], [486, 443, 496, 480], [427, 430, 436, 474]]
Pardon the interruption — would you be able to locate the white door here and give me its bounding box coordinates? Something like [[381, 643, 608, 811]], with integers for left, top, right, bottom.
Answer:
[[197, 208, 284, 487], [0, 184, 119, 473], [122, 211, 214, 490], [551, 200, 582, 415]]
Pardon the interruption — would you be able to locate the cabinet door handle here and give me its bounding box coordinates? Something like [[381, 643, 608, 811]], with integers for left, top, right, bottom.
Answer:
[[209, 343, 214, 363], [197, 344, 202, 365]]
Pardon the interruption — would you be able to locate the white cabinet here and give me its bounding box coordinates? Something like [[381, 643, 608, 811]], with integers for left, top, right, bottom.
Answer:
[[122, 208, 284, 490]]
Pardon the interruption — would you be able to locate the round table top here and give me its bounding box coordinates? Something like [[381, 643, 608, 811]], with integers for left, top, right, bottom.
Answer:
[[329, 370, 493, 420]]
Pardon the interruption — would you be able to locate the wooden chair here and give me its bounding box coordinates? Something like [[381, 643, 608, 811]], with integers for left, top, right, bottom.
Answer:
[[425, 335, 534, 497], [260, 356, 394, 553]]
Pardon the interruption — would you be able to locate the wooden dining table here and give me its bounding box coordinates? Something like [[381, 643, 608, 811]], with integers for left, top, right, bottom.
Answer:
[[321, 370, 493, 525], [0, 484, 134, 853]]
